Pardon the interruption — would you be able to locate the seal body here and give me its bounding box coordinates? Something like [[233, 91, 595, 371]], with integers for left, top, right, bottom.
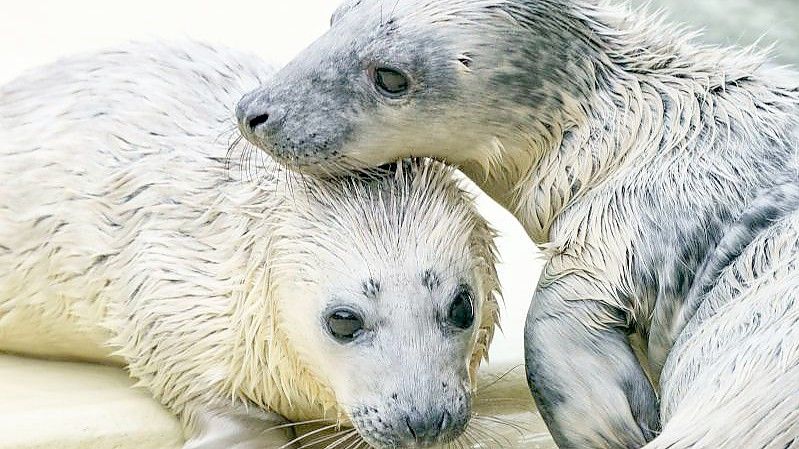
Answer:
[[651, 182, 799, 447], [236, 0, 799, 447], [0, 41, 500, 449]]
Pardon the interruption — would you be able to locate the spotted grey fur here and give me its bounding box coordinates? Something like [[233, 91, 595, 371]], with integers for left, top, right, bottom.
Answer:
[[237, 0, 799, 447]]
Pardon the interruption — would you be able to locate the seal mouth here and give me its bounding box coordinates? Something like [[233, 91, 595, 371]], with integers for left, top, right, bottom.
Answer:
[[349, 401, 471, 449], [233, 128, 370, 179], [242, 135, 375, 178], [278, 155, 400, 180]]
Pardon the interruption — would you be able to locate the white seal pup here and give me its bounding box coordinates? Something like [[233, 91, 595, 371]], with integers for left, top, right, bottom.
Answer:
[[236, 0, 799, 447], [0, 41, 501, 449]]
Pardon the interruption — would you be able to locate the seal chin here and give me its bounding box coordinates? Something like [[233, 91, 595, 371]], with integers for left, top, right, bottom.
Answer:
[[234, 127, 351, 176], [236, 87, 367, 174]]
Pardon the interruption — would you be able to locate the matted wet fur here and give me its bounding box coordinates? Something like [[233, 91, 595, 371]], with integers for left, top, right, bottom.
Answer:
[[0, 42, 501, 449], [237, 0, 799, 447]]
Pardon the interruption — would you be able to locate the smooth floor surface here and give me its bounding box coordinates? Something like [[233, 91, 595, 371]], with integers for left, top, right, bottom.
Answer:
[[0, 354, 555, 449]]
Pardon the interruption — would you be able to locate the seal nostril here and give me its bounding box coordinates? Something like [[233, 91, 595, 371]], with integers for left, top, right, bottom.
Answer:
[[248, 113, 270, 130]]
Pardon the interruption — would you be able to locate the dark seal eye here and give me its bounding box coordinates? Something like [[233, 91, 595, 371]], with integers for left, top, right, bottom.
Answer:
[[327, 309, 365, 343], [447, 286, 475, 329], [373, 67, 409, 97]]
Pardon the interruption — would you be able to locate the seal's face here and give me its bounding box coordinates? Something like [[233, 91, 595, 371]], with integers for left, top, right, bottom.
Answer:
[[271, 162, 498, 448], [237, 0, 589, 174], [311, 272, 476, 448]]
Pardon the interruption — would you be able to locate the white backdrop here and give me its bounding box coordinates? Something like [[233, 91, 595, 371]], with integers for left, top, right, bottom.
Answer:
[[0, 0, 542, 365]]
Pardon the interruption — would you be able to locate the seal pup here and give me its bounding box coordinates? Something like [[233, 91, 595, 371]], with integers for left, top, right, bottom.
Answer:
[[236, 0, 799, 447], [0, 41, 501, 449]]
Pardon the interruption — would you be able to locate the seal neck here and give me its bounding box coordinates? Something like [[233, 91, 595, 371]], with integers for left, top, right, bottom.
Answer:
[[462, 4, 797, 246]]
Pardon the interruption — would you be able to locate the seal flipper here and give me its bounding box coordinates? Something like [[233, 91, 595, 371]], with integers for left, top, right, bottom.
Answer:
[[525, 280, 659, 449]]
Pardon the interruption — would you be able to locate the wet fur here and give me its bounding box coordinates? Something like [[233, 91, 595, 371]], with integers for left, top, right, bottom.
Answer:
[[238, 0, 799, 447], [0, 42, 500, 448]]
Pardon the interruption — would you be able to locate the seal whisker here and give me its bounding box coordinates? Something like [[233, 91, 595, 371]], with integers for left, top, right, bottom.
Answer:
[[299, 428, 356, 449], [278, 423, 341, 449], [264, 418, 335, 432], [474, 364, 524, 394], [245, 141, 260, 182], [296, 166, 312, 206], [239, 141, 254, 182], [335, 438, 361, 449], [387, 0, 400, 22], [473, 426, 498, 448], [452, 428, 471, 448], [214, 122, 240, 145], [465, 422, 510, 448], [321, 429, 360, 449], [471, 415, 527, 435], [224, 133, 245, 178], [458, 427, 481, 448], [283, 157, 299, 208]]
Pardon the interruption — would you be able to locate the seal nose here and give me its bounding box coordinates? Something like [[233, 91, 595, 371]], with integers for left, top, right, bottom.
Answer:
[[247, 112, 271, 130], [236, 91, 283, 137], [404, 410, 449, 446]]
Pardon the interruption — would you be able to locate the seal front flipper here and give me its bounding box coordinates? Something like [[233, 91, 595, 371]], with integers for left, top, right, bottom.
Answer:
[[525, 276, 659, 448]]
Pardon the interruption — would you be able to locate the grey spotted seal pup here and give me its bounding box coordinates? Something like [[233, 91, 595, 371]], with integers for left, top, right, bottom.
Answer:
[[0, 41, 501, 449], [236, 0, 799, 447]]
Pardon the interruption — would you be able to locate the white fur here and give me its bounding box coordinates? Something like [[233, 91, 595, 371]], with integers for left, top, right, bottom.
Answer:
[[0, 41, 500, 448]]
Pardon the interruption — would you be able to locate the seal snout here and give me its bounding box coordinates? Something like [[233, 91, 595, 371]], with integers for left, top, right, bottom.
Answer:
[[395, 402, 469, 448], [352, 388, 470, 449], [403, 409, 451, 446], [236, 90, 284, 138], [235, 87, 348, 170]]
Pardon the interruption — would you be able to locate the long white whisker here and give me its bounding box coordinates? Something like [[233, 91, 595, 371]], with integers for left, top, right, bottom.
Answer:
[[278, 423, 341, 449]]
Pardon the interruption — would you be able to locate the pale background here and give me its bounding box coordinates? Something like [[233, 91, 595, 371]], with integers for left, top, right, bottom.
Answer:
[[1, 0, 797, 366]]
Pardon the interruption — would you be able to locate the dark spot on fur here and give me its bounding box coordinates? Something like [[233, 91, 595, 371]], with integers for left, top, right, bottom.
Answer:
[[362, 278, 381, 299], [422, 269, 441, 291], [123, 184, 154, 202], [92, 253, 118, 266], [33, 215, 53, 227], [130, 281, 146, 300]]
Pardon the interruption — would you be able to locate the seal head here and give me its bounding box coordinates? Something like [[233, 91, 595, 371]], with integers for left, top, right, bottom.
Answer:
[[268, 161, 499, 448], [236, 0, 597, 173]]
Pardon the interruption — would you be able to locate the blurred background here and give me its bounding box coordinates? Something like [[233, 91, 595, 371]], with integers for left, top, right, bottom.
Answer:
[[0, 0, 797, 366]]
